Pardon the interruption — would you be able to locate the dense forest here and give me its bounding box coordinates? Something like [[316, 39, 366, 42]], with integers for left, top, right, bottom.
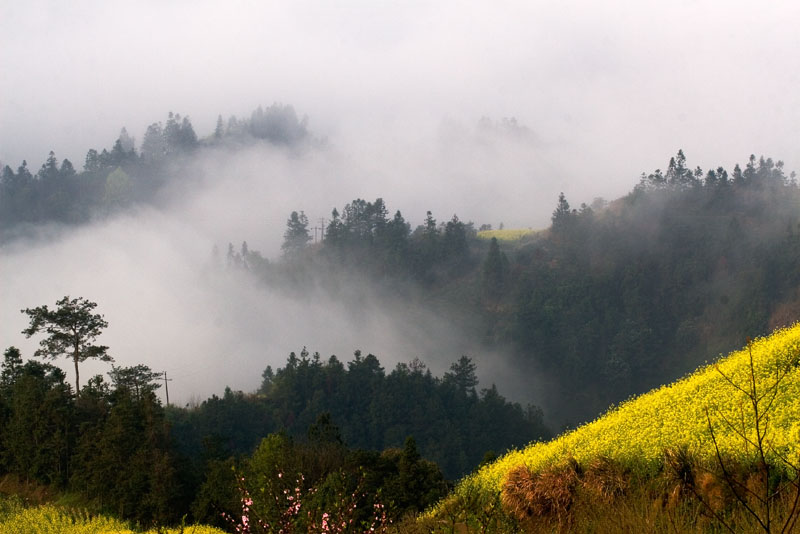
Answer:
[[0, 104, 312, 234], [2, 106, 799, 529], [228, 149, 800, 426], [0, 312, 544, 526]]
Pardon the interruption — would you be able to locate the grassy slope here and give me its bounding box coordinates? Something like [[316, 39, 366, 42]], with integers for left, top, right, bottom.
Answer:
[[447, 324, 800, 506]]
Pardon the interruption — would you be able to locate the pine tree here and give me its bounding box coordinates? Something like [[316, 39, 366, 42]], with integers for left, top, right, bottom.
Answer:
[[282, 210, 311, 258], [551, 192, 574, 234], [214, 114, 225, 139], [21, 296, 113, 395]]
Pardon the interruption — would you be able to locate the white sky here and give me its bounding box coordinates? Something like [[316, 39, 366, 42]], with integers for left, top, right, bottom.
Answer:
[[2, 1, 798, 184]]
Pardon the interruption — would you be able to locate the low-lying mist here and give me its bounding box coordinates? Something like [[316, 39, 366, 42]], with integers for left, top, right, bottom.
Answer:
[[167, 117, 611, 258], [0, 125, 558, 408]]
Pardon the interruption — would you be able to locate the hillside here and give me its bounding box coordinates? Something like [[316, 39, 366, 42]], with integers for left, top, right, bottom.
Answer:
[[430, 325, 800, 531], [257, 151, 800, 428]]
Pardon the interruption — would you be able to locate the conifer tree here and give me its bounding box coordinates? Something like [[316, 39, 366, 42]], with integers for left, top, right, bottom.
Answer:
[[21, 296, 113, 395], [282, 210, 311, 258]]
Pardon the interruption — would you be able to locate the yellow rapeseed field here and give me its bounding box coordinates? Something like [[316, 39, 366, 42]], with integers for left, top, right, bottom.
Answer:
[[477, 229, 536, 242], [451, 324, 800, 503], [0, 501, 226, 534]]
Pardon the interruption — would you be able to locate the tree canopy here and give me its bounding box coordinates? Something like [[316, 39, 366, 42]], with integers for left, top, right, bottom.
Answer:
[[22, 296, 112, 394]]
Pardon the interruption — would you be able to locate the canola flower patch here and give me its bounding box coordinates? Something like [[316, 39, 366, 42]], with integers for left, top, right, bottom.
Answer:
[[0, 499, 226, 534], [477, 229, 536, 242], [451, 325, 800, 504]]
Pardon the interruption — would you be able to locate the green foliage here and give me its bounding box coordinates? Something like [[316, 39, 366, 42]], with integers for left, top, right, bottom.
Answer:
[[2, 316, 182, 526], [550, 191, 573, 232], [21, 296, 112, 394], [282, 210, 312, 259], [248, 103, 309, 145], [69, 367, 180, 525], [1, 360, 73, 486], [102, 166, 133, 208], [1, 346, 23, 391], [217, 429, 447, 529], [317, 198, 479, 283], [499, 152, 800, 424], [107, 364, 162, 401], [255, 154, 800, 428], [481, 237, 509, 302], [0, 105, 312, 235], [443, 356, 478, 394], [261, 351, 545, 479], [169, 350, 546, 484]]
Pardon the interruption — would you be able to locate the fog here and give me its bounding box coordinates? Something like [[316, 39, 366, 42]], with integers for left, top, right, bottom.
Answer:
[[1, 1, 798, 407], [0, 203, 544, 406], [0, 135, 553, 407], [172, 121, 563, 257], [2, 1, 798, 180]]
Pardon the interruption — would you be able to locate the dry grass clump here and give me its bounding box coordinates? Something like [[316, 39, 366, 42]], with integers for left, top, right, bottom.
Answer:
[[580, 456, 629, 502], [500, 456, 633, 531], [501, 459, 581, 529], [665, 446, 748, 513]]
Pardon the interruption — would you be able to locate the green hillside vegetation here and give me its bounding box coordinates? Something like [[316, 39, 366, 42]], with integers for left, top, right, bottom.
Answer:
[[252, 150, 800, 427], [1, 318, 542, 528], [0, 105, 312, 235], [426, 325, 800, 533]]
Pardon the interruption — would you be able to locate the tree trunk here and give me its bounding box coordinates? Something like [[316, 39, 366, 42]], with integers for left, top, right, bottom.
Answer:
[[74, 353, 80, 396]]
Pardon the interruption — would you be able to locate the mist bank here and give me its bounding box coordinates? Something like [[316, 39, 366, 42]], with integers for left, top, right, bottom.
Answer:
[[0, 206, 539, 409], [2, 108, 619, 252], [3, 2, 798, 194], [2, 113, 574, 409]]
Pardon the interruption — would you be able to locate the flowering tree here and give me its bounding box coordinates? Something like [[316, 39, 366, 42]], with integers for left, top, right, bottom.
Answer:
[[225, 473, 390, 534]]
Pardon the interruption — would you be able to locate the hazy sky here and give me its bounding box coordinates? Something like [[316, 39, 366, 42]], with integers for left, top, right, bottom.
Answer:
[[1, 1, 799, 406], [2, 1, 798, 186]]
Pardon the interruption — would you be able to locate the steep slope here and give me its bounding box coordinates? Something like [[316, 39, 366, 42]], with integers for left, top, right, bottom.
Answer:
[[445, 324, 800, 509]]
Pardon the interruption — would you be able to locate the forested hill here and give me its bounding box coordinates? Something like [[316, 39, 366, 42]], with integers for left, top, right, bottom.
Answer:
[[244, 150, 800, 427], [510, 153, 800, 424], [0, 104, 312, 235], [0, 341, 545, 526], [170, 350, 548, 481], [3, 106, 799, 429]]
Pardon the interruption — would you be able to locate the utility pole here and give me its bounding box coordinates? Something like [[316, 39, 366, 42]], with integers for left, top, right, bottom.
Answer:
[[163, 371, 173, 407], [311, 218, 326, 243]]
